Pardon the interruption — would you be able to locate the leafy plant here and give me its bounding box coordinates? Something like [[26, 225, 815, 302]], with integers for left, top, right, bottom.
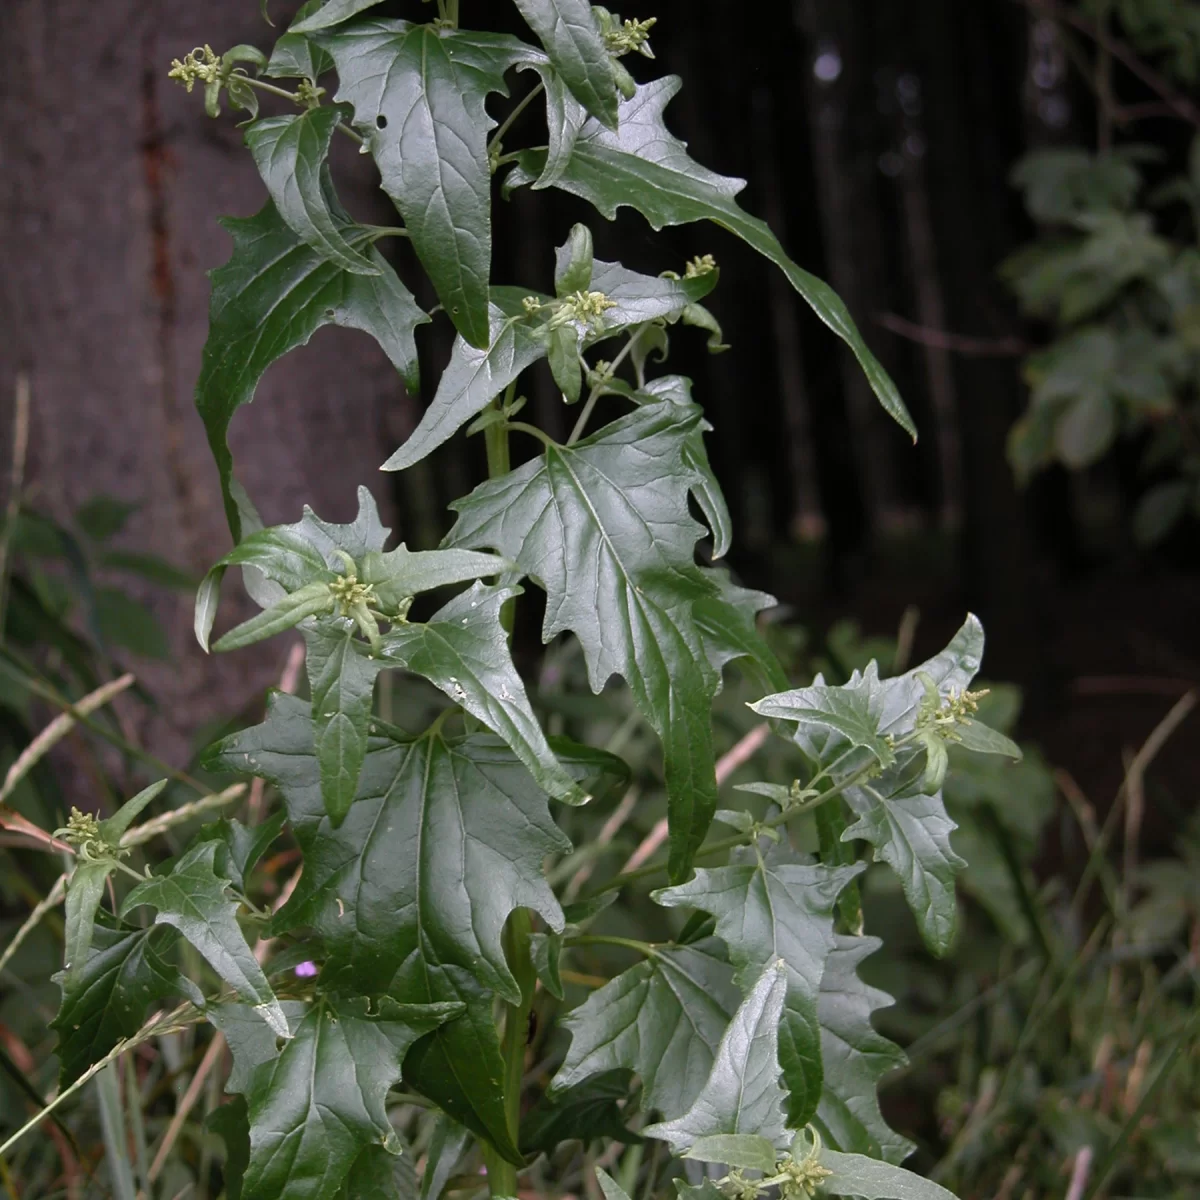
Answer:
[[1004, 2, 1200, 545], [2, 4, 1035, 1198]]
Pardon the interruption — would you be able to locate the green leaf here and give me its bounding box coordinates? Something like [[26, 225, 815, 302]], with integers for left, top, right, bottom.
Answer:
[[321, 21, 539, 348], [305, 624, 384, 824], [382, 290, 547, 471], [549, 324, 583, 401], [340, 1143, 417, 1200], [523, 61, 588, 188], [751, 677, 896, 768], [556, 222, 595, 295], [509, 78, 916, 439], [447, 401, 753, 879], [197, 202, 427, 538], [551, 939, 741, 1120], [52, 919, 176, 1086], [769, 618, 987, 955], [245, 111, 380, 274], [511, 0, 619, 127], [819, 1150, 959, 1199], [290, 0, 387, 32], [530, 929, 564, 999], [952, 718, 1022, 759], [226, 994, 460, 1200], [197, 813, 287, 894], [813, 935, 914, 1164], [63, 861, 115, 989], [521, 1070, 638, 1154], [380, 582, 585, 805], [208, 1001, 307, 1093], [685, 1134, 778, 1172], [101, 778, 169, 845], [204, 693, 569, 1161], [655, 849, 863, 1127], [596, 1170, 634, 1200], [360, 544, 512, 613], [120, 842, 288, 1036], [644, 960, 790, 1153], [211, 582, 334, 652]]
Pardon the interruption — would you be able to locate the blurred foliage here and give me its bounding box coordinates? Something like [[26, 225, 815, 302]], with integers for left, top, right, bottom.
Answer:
[[1005, 3, 1200, 546]]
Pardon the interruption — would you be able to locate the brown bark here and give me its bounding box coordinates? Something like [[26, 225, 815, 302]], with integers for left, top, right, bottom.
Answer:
[[0, 0, 414, 756]]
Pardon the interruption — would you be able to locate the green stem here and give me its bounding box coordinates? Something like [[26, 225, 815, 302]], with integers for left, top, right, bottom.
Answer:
[[568, 327, 647, 446], [487, 910, 535, 1199], [488, 82, 545, 152], [238, 77, 366, 144], [565, 934, 656, 956]]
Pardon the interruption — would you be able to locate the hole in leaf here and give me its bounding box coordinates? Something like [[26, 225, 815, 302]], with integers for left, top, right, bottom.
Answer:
[[376, 114, 388, 129]]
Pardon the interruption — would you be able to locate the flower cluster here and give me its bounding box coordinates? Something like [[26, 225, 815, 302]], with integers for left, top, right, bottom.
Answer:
[[167, 45, 223, 93]]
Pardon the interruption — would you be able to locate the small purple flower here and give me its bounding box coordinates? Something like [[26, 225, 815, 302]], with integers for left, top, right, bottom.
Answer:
[[294, 960, 319, 979]]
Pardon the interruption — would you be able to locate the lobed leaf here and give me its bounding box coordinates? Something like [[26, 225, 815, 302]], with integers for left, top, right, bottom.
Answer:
[[644, 960, 790, 1154], [511, 0, 619, 127], [197, 203, 426, 539], [655, 850, 864, 1127], [551, 939, 741, 1121], [819, 1150, 959, 1199], [320, 21, 541, 347], [508, 78, 916, 438]]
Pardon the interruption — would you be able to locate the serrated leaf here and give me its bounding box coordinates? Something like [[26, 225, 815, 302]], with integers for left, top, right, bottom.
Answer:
[[523, 60, 588, 187], [382, 290, 546, 471], [769, 618, 987, 955], [321, 21, 540, 348], [685, 1134, 778, 1172], [645, 960, 790, 1153], [813, 935, 914, 1164], [266, 29, 333, 82], [227, 994, 459, 1200], [383, 256, 716, 471], [509, 78, 916, 439], [380, 582, 583, 803], [447, 401, 754, 879], [52, 919, 176, 1086], [290, 0, 387, 32], [551, 939, 740, 1120], [340, 1143, 416, 1200], [655, 850, 863, 1127], [209, 1001, 307, 1093], [197, 202, 427, 538], [512, 0, 619, 127], [121, 842, 287, 1036], [245, 111, 379, 274], [819, 1150, 959, 1199], [751, 677, 896, 769], [204, 693, 568, 1161], [305, 624, 384, 824], [360, 544, 511, 612]]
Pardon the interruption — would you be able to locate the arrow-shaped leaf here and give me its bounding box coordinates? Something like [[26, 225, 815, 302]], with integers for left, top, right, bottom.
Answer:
[[320, 21, 541, 347], [645, 960, 790, 1154], [121, 842, 288, 1036], [508, 77, 916, 439]]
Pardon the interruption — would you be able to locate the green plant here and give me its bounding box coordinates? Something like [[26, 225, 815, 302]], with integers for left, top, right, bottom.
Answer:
[[1003, 1, 1200, 545], [3, 4, 1031, 1198]]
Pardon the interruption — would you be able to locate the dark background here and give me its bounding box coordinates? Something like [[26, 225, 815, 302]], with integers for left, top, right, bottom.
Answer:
[[1, 0, 1196, 834]]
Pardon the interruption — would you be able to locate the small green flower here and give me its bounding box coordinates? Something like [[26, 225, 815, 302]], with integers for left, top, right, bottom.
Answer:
[[685, 253, 717, 278], [603, 16, 657, 56], [168, 45, 223, 93], [54, 808, 124, 863], [547, 290, 618, 330]]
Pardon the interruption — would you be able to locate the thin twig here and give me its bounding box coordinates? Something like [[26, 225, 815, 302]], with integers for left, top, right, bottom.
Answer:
[[145, 1034, 225, 1185], [1064, 1146, 1093, 1200], [0, 874, 66, 979], [876, 312, 1028, 357], [120, 784, 246, 848], [0, 674, 135, 804]]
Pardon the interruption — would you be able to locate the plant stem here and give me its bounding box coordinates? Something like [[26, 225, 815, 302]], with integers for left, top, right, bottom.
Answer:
[[488, 82, 545, 152], [565, 934, 656, 956], [568, 328, 646, 446], [239, 77, 366, 144], [487, 909, 535, 1198]]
